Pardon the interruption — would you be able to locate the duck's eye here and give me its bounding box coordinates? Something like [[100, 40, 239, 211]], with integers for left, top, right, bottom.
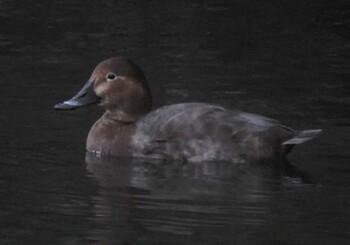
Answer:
[[106, 73, 117, 81]]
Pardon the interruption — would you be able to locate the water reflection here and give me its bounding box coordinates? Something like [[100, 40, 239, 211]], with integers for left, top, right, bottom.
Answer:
[[85, 153, 310, 244]]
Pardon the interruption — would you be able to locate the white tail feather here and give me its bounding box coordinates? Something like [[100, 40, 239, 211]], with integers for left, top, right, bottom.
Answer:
[[283, 129, 322, 145]]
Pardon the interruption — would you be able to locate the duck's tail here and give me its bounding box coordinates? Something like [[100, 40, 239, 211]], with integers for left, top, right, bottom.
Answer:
[[283, 129, 322, 145], [281, 129, 322, 156]]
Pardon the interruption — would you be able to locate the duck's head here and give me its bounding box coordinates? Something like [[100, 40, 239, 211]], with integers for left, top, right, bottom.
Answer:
[[54, 57, 152, 121]]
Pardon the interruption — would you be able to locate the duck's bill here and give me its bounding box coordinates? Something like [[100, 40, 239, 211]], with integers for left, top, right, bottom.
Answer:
[[54, 80, 100, 110]]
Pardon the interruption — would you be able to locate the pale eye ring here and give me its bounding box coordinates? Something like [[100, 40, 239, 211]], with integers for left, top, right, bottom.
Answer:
[[106, 73, 117, 81]]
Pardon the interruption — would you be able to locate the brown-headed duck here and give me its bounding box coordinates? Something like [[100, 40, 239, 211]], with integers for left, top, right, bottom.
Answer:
[[54, 57, 321, 162]]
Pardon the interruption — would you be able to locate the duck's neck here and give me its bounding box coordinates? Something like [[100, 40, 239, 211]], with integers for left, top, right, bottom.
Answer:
[[104, 110, 143, 123], [101, 89, 152, 123]]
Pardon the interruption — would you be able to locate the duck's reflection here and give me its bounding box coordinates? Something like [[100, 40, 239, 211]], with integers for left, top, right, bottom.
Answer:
[[85, 153, 309, 244]]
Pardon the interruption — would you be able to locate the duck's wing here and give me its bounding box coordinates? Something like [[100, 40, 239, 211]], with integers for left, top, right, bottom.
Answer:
[[141, 103, 280, 134], [133, 103, 321, 161], [135, 103, 221, 138], [133, 103, 225, 157], [133, 103, 281, 158]]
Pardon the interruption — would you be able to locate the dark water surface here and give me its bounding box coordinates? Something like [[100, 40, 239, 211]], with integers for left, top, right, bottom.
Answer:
[[1, 0, 350, 244]]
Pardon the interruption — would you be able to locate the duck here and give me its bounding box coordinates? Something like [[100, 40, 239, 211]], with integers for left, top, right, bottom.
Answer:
[[54, 57, 321, 163]]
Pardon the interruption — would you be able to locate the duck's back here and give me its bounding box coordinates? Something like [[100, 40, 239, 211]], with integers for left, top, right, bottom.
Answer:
[[132, 103, 311, 162]]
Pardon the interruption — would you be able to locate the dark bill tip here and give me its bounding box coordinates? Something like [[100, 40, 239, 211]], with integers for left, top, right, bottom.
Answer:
[[54, 100, 87, 110]]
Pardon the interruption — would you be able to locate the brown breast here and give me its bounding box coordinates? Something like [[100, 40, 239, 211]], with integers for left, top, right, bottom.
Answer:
[[86, 113, 136, 156]]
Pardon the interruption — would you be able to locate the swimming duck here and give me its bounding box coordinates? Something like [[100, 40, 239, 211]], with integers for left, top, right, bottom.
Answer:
[[54, 57, 321, 162]]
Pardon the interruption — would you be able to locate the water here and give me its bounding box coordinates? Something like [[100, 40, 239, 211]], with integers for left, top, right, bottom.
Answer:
[[1, 0, 350, 244]]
